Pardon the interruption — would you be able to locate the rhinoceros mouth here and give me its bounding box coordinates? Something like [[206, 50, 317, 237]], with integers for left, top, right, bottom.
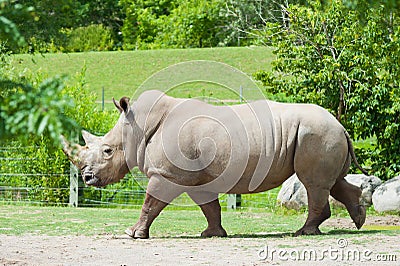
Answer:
[[81, 166, 99, 186]]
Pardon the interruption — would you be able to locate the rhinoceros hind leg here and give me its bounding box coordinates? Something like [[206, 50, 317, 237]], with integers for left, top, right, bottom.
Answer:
[[188, 192, 227, 238], [330, 179, 366, 229]]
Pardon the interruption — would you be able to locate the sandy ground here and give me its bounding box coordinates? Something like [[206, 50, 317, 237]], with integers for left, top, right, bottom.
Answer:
[[1, 216, 399, 266]]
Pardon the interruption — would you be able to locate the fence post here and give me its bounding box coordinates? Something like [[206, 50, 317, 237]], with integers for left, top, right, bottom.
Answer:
[[69, 132, 80, 207], [102, 86, 105, 112], [69, 162, 79, 207], [227, 194, 241, 210], [239, 85, 243, 103]]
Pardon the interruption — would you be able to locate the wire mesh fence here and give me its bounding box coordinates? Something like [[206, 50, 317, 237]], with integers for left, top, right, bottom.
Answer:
[[0, 141, 280, 210], [1, 179, 279, 212], [0, 142, 149, 207]]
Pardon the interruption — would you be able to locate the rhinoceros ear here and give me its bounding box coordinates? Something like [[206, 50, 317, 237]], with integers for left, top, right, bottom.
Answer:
[[119, 97, 130, 113], [113, 97, 123, 113]]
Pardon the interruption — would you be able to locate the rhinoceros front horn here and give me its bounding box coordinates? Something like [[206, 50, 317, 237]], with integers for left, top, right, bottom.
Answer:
[[61, 135, 82, 166]]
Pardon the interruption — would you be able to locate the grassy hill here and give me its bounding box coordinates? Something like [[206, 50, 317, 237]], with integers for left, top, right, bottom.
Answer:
[[12, 47, 274, 104]]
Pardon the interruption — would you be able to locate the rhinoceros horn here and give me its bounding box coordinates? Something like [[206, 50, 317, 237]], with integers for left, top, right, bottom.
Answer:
[[61, 135, 83, 167], [81, 130, 100, 146]]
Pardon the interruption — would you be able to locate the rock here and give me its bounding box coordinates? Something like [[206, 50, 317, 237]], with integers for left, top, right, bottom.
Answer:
[[278, 174, 382, 210], [372, 176, 400, 212], [277, 174, 307, 210]]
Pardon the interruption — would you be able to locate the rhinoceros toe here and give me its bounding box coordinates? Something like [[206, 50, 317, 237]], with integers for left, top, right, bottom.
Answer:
[[125, 227, 149, 239], [200, 226, 228, 238], [294, 226, 322, 237]]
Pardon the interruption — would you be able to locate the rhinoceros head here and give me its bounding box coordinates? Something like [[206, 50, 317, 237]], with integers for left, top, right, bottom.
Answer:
[[62, 97, 133, 187]]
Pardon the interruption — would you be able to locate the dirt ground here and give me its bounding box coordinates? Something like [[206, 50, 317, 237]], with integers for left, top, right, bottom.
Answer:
[[1, 216, 399, 266]]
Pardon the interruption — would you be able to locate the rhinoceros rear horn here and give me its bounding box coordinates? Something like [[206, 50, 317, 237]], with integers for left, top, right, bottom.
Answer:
[[113, 97, 130, 114], [82, 130, 99, 145]]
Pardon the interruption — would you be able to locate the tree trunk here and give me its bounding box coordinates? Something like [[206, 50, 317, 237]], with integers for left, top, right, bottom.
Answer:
[[337, 79, 345, 122]]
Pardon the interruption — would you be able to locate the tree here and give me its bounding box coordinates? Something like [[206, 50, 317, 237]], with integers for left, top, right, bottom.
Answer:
[[0, 0, 33, 47], [4, 0, 82, 52], [222, 0, 309, 46], [120, 0, 228, 49], [76, 0, 125, 48], [5, 0, 124, 52], [254, 1, 400, 179]]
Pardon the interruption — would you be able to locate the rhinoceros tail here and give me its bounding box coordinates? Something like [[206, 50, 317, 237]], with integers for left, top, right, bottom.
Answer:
[[344, 130, 369, 176]]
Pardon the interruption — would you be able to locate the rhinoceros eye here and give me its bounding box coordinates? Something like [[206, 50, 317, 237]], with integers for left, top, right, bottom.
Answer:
[[103, 147, 114, 158]]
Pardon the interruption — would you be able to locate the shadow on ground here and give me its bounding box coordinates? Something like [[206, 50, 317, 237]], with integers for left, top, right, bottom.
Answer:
[[116, 229, 385, 240]]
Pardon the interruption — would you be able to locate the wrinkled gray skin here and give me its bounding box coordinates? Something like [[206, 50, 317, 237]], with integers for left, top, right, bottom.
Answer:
[[63, 90, 367, 238]]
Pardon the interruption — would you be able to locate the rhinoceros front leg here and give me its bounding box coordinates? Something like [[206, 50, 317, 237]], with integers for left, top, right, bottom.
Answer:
[[187, 191, 227, 237], [125, 174, 184, 239]]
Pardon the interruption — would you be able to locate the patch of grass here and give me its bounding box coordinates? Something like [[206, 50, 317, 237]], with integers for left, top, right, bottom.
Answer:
[[12, 47, 274, 105], [0, 204, 137, 236], [1, 204, 398, 238], [0, 204, 302, 237]]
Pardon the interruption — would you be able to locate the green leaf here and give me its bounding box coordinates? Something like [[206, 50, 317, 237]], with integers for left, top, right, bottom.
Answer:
[[37, 114, 50, 135]]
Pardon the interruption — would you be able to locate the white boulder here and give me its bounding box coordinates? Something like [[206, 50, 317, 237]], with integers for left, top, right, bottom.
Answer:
[[277, 174, 307, 210], [372, 176, 400, 212], [277, 174, 382, 210]]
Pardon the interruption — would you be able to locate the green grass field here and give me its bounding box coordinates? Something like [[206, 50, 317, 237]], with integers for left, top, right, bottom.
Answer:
[[12, 47, 274, 104]]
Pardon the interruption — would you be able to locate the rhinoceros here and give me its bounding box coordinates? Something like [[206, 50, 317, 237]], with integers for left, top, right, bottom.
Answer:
[[62, 90, 367, 238]]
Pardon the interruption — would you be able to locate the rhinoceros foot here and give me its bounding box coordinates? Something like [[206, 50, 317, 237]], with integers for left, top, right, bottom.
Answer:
[[294, 226, 322, 237], [125, 226, 149, 239], [350, 205, 366, 230], [200, 226, 228, 238]]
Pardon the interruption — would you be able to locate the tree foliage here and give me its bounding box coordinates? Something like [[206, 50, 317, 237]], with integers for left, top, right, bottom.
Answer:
[[0, 0, 117, 203], [222, 0, 311, 46], [6, 0, 123, 52], [0, 1, 79, 144], [254, 1, 400, 179], [120, 0, 229, 49], [2, 0, 400, 52], [0, 0, 33, 47]]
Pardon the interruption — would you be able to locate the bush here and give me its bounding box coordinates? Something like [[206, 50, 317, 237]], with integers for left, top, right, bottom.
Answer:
[[0, 137, 70, 204], [64, 24, 115, 52], [15, 25, 116, 53], [121, 0, 228, 49]]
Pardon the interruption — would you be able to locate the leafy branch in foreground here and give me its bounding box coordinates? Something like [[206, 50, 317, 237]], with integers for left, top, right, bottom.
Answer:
[[0, 1, 79, 144], [0, 76, 78, 143], [0, 0, 36, 48]]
